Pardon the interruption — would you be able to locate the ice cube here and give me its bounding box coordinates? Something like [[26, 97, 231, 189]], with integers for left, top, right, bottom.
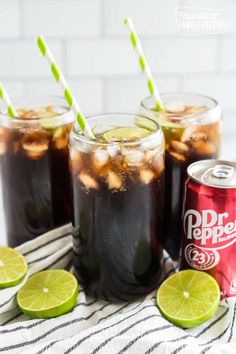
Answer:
[[124, 149, 144, 166], [0, 128, 4, 138], [0, 141, 7, 155], [170, 140, 189, 154], [21, 129, 49, 160], [165, 100, 185, 114], [46, 106, 54, 113], [185, 105, 208, 116], [78, 171, 98, 190], [0, 127, 10, 141], [70, 150, 82, 174], [106, 170, 122, 190], [70, 149, 81, 161], [145, 148, 161, 162], [141, 138, 158, 150], [21, 110, 37, 118], [22, 142, 49, 159], [107, 144, 120, 157], [52, 127, 68, 150], [182, 129, 207, 143], [53, 127, 64, 139], [192, 141, 216, 156], [169, 151, 186, 162], [54, 138, 68, 150], [152, 155, 164, 175], [17, 109, 27, 118], [75, 140, 92, 154], [139, 168, 155, 184], [92, 149, 109, 169]]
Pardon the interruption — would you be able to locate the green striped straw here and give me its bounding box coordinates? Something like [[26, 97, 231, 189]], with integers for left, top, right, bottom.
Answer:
[[124, 18, 164, 112], [0, 82, 17, 117], [36, 36, 95, 139]]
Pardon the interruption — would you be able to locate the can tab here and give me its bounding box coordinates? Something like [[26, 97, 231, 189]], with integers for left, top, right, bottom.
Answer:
[[202, 164, 236, 187], [212, 165, 234, 179]]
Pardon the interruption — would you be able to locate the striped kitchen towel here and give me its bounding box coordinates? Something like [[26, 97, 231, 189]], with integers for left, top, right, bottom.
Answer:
[[0, 224, 236, 354]]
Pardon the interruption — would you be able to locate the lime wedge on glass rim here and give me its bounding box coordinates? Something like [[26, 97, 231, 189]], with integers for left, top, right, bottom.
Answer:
[[135, 114, 186, 143], [135, 116, 157, 132], [103, 126, 150, 141], [17, 270, 78, 319], [157, 270, 220, 328], [0, 247, 27, 288]]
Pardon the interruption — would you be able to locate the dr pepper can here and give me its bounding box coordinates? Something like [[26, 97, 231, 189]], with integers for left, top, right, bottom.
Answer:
[[180, 160, 236, 299]]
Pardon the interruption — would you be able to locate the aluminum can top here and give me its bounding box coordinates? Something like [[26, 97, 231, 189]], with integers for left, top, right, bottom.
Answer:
[[187, 160, 236, 189]]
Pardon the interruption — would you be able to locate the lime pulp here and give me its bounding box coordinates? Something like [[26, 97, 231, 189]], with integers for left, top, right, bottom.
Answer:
[[17, 269, 78, 319], [102, 126, 150, 142], [0, 247, 27, 288], [157, 270, 220, 328]]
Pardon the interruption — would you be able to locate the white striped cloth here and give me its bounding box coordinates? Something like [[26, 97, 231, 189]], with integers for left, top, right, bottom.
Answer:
[[0, 225, 236, 354]]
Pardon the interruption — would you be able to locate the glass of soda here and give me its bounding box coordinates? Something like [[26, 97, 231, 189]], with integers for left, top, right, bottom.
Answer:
[[0, 95, 74, 247], [70, 113, 165, 301], [141, 93, 222, 260]]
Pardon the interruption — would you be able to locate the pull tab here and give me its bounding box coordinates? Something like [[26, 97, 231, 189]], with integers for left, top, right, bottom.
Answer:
[[201, 164, 236, 187], [212, 165, 234, 179]]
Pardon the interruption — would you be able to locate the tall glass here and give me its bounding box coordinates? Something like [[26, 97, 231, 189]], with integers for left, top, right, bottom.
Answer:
[[0, 95, 74, 246], [70, 114, 165, 301], [141, 93, 222, 260]]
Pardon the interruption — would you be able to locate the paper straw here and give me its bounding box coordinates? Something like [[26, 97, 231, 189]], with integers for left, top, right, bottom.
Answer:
[[37, 36, 95, 139], [124, 18, 163, 112], [0, 82, 17, 117]]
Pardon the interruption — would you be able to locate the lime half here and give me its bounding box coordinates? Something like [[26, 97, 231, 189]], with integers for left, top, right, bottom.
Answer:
[[103, 127, 150, 142], [157, 270, 220, 328], [17, 270, 78, 319], [0, 247, 27, 288]]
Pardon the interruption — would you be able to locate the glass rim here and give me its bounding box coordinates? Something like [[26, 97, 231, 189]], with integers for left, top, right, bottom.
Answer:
[[141, 92, 221, 121], [71, 113, 163, 147], [0, 94, 73, 124]]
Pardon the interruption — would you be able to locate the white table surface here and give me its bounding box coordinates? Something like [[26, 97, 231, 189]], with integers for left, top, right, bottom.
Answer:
[[0, 137, 235, 246]]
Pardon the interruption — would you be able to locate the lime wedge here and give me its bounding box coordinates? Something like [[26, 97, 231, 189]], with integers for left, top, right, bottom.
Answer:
[[161, 125, 186, 144], [0, 247, 27, 288], [17, 270, 78, 319], [103, 127, 150, 142], [38, 110, 56, 119], [38, 110, 57, 130], [135, 117, 157, 132], [157, 270, 220, 328]]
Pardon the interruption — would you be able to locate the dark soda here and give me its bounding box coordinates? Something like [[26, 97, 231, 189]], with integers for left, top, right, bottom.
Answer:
[[0, 97, 74, 246], [141, 94, 222, 260], [70, 114, 165, 301]]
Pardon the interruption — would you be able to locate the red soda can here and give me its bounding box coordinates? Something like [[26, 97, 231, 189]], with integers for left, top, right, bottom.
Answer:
[[180, 160, 236, 299]]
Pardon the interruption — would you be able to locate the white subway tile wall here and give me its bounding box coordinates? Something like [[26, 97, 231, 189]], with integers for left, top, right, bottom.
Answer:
[[0, 0, 234, 133], [0, 0, 235, 245], [22, 0, 101, 37]]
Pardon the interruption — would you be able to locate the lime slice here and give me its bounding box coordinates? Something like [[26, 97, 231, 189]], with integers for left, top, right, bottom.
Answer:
[[38, 110, 56, 119], [157, 270, 220, 328], [17, 270, 78, 319], [135, 117, 157, 132], [0, 247, 27, 288], [103, 127, 150, 142], [161, 125, 186, 144], [38, 110, 57, 130]]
